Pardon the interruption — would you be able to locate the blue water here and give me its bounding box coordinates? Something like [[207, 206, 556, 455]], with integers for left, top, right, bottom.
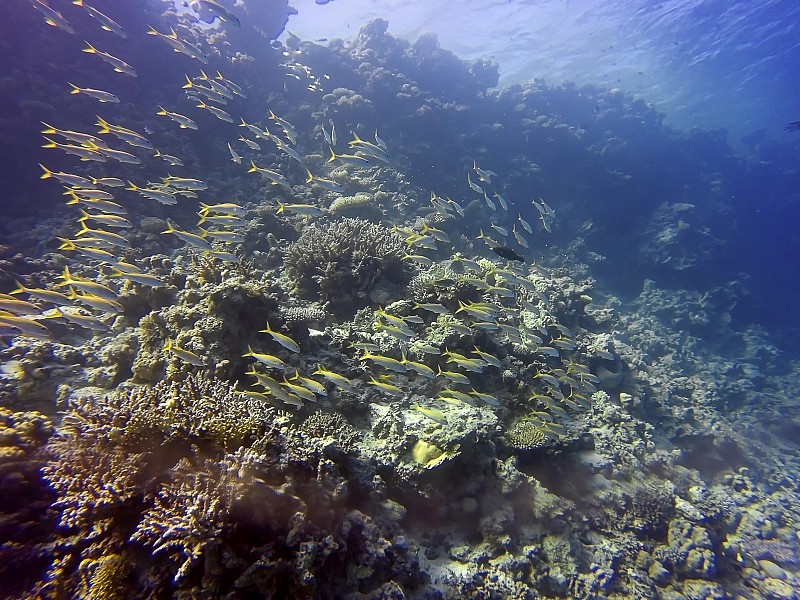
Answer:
[[2, 0, 798, 337]]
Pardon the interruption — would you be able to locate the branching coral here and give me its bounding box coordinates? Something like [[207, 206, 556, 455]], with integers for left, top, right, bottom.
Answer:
[[33, 374, 421, 598], [284, 218, 408, 313]]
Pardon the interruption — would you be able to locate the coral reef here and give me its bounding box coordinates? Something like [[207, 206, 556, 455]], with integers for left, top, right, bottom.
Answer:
[[284, 218, 408, 313]]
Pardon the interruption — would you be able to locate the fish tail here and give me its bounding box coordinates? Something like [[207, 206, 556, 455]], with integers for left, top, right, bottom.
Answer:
[[40, 122, 56, 134], [276, 201, 285, 214], [39, 164, 52, 179], [72, 0, 84, 5], [10, 281, 27, 295], [326, 146, 336, 163], [124, 181, 138, 191], [247, 160, 257, 173], [182, 75, 193, 89], [41, 137, 57, 149], [67, 82, 81, 94], [82, 41, 96, 53], [95, 116, 111, 133], [146, 25, 158, 35], [156, 106, 167, 115]]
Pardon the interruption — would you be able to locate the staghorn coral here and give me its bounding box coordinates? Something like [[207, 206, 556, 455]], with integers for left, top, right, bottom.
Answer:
[[284, 218, 408, 313]]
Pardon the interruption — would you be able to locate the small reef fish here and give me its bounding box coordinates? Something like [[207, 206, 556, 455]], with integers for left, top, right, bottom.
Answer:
[[67, 289, 123, 313], [412, 404, 446, 425], [41, 137, 106, 162], [40, 164, 94, 188], [0, 295, 40, 316], [473, 160, 492, 183], [214, 70, 246, 97], [52, 307, 108, 331], [205, 250, 240, 262], [467, 172, 483, 194], [518, 214, 533, 234], [195, 100, 233, 123], [239, 119, 271, 141], [11, 282, 71, 306], [147, 25, 208, 64], [494, 192, 508, 211], [472, 347, 502, 368], [109, 270, 165, 287], [68, 83, 119, 103], [126, 182, 177, 205], [91, 177, 126, 188], [164, 338, 206, 366], [196, 214, 244, 227], [268, 110, 297, 145], [227, 142, 241, 164], [194, 70, 234, 99], [0, 311, 53, 340], [96, 117, 153, 149], [512, 225, 529, 248], [199, 202, 245, 216], [57, 238, 117, 263], [359, 350, 406, 373], [348, 132, 389, 163], [490, 223, 508, 237], [91, 144, 141, 164], [327, 147, 371, 166], [163, 176, 207, 191], [82, 42, 137, 77], [29, 0, 75, 34], [76, 222, 130, 248], [305, 170, 345, 192], [72, 0, 127, 38], [190, 0, 241, 27], [157, 106, 198, 130], [249, 161, 290, 187], [183, 77, 228, 104], [281, 378, 317, 402], [276, 202, 323, 217], [367, 377, 405, 397], [289, 371, 327, 396], [312, 366, 354, 391], [41, 122, 105, 147], [400, 355, 436, 378], [206, 230, 245, 243], [259, 323, 301, 353], [78, 210, 132, 229], [161, 221, 212, 250], [56, 266, 118, 300], [491, 246, 525, 262], [239, 136, 261, 150], [242, 345, 286, 369], [470, 389, 500, 406], [154, 150, 184, 166]]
